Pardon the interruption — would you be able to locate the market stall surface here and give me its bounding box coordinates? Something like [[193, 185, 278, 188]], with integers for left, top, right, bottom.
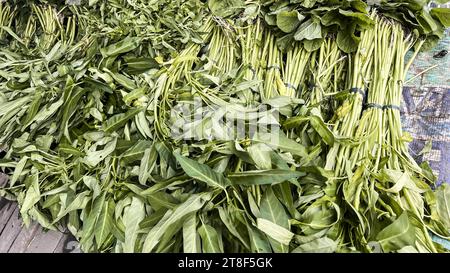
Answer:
[[0, 175, 80, 253]]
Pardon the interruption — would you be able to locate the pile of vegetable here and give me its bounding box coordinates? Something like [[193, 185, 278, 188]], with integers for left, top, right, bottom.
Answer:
[[0, 0, 450, 253]]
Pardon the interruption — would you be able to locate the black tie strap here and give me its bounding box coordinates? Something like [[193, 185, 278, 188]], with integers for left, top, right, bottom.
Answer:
[[284, 82, 297, 91], [364, 103, 401, 111]]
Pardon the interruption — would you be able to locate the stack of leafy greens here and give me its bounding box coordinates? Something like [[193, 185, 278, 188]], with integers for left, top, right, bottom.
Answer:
[[0, 0, 449, 253]]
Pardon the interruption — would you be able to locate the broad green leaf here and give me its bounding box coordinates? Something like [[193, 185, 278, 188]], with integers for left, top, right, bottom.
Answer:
[[228, 170, 304, 186], [21, 92, 42, 129], [397, 246, 419, 253], [435, 184, 450, 229], [125, 57, 159, 74], [309, 109, 334, 145], [256, 218, 294, 246], [198, 223, 223, 253], [292, 237, 337, 253], [58, 143, 85, 157], [294, 197, 340, 235], [147, 192, 178, 210], [25, 98, 63, 128], [123, 197, 145, 253], [83, 138, 117, 168], [0, 96, 31, 117], [20, 173, 40, 214], [247, 143, 272, 169], [276, 10, 304, 33], [208, 0, 244, 18], [139, 146, 157, 185], [10, 156, 28, 187], [95, 199, 115, 248], [103, 108, 142, 133], [376, 212, 417, 253], [248, 226, 272, 253], [430, 8, 450, 27], [218, 207, 250, 249], [174, 153, 230, 190], [29, 207, 56, 230], [120, 140, 152, 164], [142, 192, 212, 252], [183, 213, 201, 253], [81, 193, 106, 248], [52, 191, 91, 223], [259, 187, 290, 252], [60, 85, 86, 141], [135, 111, 153, 139], [103, 68, 137, 90], [337, 23, 360, 53], [100, 36, 142, 58], [254, 131, 308, 157], [294, 18, 322, 41]]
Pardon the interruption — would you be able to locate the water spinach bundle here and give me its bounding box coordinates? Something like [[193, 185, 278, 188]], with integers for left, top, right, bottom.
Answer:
[[0, 0, 449, 253]]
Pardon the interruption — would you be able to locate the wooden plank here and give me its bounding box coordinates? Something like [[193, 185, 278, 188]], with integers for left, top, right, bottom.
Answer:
[[0, 173, 7, 187], [0, 173, 78, 253], [7, 221, 40, 253], [0, 206, 23, 252], [0, 173, 16, 236], [53, 233, 81, 253], [0, 200, 17, 234], [25, 228, 65, 253]]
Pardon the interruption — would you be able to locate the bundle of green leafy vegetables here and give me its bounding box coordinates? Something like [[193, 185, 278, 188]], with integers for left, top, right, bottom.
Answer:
[[0, 0, 449, 253]]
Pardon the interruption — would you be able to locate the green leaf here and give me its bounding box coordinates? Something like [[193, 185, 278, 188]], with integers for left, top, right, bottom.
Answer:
[[253, 131, 308, 157], [431, 8, 450, 27], [103, 108, 142, 133], [120, 140, 152, 164], [218, 206, 250, 249], [174, 153, 230, 190], [60, 84, 86, 141], [309, 109, 334, 145], [248, 226, 272, 253], [100, 36, 142, 58], [376, 212, 417, 253], [83, 138, 117, 168], [292, 237, 337, 253], [337, 23, 360, 53], [198, 223, 224, 253], [80, 193, 106, 248], [139, 145, 157, 185], [208, 0, 244, 18], [123, 197, 145, 253], [125, 57, 160, 74], [228, 170, 304, 186], [256, 218, 294, 246], [294, 18, 322, 41], [10, 156, 28, 187], [183, 213, 201, 253], [247, 143, 272, 169], [338, 9, 372, 28], [25, 98, 63, 128], [135, 111, 153, 139], [52, 191, 91, 223], [435, 184, 450, 229], [0, 97, 31, 117], [276, 10, 304, 33], [20, 173, 40, 214], [58, 143, 85, 157], [259, 187, 291, 252], [95, 199, 115, 248], [142, 192, 212, 252]]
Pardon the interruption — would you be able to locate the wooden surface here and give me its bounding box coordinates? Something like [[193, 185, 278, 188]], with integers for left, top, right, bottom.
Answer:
[[0, 174, 80, 253]]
